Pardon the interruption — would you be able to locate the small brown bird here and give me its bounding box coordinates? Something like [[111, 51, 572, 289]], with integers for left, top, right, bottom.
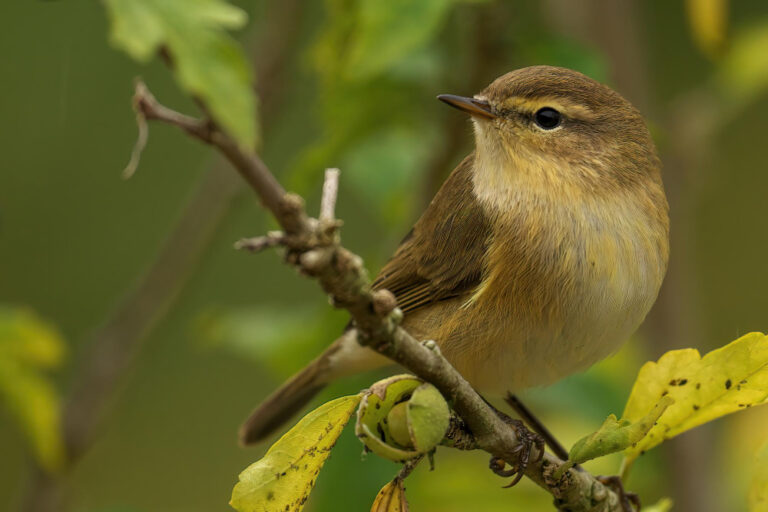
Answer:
[[240, 65, 669, 445]]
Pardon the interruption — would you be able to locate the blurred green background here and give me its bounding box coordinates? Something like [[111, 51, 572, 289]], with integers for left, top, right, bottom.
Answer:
[[2, 1, 768, 511]]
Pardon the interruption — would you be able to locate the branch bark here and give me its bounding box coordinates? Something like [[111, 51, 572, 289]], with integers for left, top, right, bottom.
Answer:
[[133, 81, 628, 512]]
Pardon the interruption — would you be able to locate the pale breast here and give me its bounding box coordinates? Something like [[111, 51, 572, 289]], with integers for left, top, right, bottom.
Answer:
[[435, 192, 668, 393]]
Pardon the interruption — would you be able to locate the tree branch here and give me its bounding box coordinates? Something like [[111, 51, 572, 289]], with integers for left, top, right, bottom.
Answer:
[[133, 81, 627, 512]]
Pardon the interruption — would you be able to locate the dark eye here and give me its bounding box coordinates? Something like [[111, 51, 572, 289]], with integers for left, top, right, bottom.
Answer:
[[534, 107, 562, 130]]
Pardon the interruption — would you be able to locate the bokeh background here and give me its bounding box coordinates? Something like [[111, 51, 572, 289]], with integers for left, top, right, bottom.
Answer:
[[2, 1, 768, 511]]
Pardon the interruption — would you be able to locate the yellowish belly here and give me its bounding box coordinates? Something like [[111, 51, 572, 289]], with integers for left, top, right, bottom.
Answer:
[[431, 201, 668, 393]]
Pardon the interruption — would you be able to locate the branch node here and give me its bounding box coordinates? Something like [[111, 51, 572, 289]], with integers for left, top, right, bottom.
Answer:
[[372, 289, 397, 316], [299, 248, 333, 275], [421, 339, 440, 354]]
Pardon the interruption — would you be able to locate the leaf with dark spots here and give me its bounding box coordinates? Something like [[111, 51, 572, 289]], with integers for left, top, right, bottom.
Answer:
[[621, 332, 768, 475], [230, 395, 361, 512]]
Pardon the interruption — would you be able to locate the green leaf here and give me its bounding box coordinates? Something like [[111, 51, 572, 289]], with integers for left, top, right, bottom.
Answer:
[[196, 307, 344, 376], [230, 395, 361, 512], [355, 375, 444, 462], [566, 396, 673, 468], [750, 439, 768, 511], [102, 0, 257, 150], [644, 497, 674, 512], [0, 307, 66, 472], [621, 332, 768, 471], [344, 0, 454, 81]]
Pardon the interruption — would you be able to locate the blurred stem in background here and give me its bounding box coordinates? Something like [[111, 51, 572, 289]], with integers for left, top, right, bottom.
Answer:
[[21, 2, 302, 511]]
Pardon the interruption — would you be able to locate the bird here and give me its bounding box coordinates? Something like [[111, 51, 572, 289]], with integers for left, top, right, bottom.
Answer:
[[239, 65, 669, 446]]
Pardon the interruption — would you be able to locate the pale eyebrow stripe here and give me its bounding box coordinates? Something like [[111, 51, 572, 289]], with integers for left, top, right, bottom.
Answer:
[[502, 96, 596, 121]]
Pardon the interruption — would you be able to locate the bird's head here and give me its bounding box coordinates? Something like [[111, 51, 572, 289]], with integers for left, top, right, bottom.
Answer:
[[438, 66, 662, 202]]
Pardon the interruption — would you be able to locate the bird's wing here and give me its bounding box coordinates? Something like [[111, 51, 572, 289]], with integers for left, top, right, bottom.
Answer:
[[373, 154, 492, 313]]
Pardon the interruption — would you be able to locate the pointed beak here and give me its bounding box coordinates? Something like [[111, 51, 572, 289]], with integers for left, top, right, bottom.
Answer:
[[437, 94, 496, 119]]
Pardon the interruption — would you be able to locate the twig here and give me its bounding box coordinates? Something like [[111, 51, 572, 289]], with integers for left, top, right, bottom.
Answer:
[[319, 168, 340, 221], [122, 107, 148, 179], [134, 81, 628, 512], [234, 232, 285, 253]]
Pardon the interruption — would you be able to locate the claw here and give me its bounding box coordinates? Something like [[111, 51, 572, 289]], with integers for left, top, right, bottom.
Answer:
[[597, 475, 641, 511], [488, 418, 545, 488]]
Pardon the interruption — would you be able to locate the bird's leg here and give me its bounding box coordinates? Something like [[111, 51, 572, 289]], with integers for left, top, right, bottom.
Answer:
[[596, 475, 641, 512], [504, 393, 572, 463], [484, 401, 545, 488]]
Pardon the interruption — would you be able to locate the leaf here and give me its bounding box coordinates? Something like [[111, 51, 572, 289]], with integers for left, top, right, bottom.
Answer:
[[196, 307, 344, 376], [621, 332, 768, 469], [102, 0, 257, 150], [717, 21, 768, 107], [371, 479, 409, 512], [567, 396, 673, 467], [751, 439, 768, 511], [230, 395, 361, 512], [0, 307, 67, 472], [644, 497, 674, 512], [344, 0, 454, 81], [686, 0, 729, 58]]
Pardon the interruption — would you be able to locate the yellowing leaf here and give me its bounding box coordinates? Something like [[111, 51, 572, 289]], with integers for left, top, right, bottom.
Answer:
[[567, 396, 673, 467], [718, 21, 768, 107], [0, 361, 65, 471], [622, 332, 768, 469], [0, 306, 67, 472], [371, 479, 409, 512], [102, 0, 257, 150], [0, 307, 65, 367], [750, 440, 768, 511], [230, 395, 361, 512], [686, 0, 728, 58]]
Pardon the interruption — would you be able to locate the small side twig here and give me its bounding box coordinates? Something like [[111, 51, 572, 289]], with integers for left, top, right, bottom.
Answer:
[[234, 231, 285, 253], [320, 168, 340, 221], [122, 107, 148, 179]]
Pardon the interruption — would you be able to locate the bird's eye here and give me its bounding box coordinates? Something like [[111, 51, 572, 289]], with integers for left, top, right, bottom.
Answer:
[[533, 107, 562, 130]]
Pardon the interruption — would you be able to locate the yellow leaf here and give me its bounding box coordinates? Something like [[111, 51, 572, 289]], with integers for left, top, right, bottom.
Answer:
[[685, 0, 728, 58], [0, 306, 66, 472], [750, 440, 768, 511], [0, 306, 66, 367], [0, 361, 65, 471], [622, 332, 768, 469], [371, 479, 409, 512], [230, 395, 361, 512]]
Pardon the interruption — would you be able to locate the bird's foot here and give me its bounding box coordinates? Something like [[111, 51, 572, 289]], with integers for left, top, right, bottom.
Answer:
[[488, 419, 545, 488], [597, 475, 641, 511]]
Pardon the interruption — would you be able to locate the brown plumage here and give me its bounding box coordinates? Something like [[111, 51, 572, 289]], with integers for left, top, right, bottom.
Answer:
[[239, 65, 669, 445]]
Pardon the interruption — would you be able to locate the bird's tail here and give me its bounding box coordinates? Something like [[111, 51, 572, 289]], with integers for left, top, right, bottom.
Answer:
[[238, 329, 388, 445]]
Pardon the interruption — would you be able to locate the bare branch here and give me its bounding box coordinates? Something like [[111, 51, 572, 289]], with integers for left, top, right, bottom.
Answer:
[[234, 232, 285, 253], [136, 81, 628, 512], [320, 168, 340, 221], [122, 107, 148, 179]]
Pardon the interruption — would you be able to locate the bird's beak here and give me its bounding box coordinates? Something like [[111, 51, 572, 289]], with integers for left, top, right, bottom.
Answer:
[[437, 94, 496, 119]]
